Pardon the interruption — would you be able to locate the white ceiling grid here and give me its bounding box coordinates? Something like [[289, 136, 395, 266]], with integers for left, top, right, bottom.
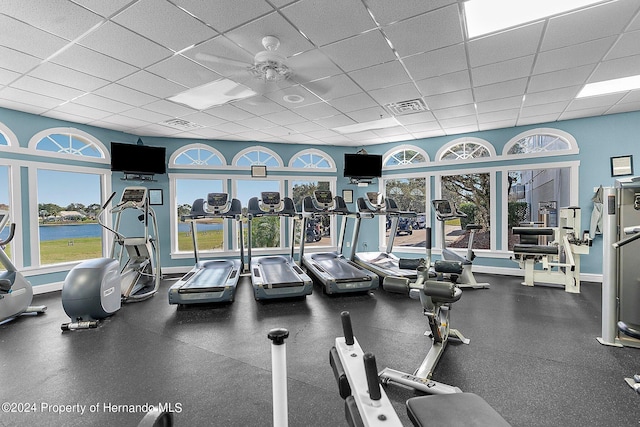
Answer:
[[0, 0, 638, 146]]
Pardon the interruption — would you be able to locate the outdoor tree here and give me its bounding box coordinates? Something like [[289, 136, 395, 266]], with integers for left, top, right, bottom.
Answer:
[[441, 173, 490, 229]]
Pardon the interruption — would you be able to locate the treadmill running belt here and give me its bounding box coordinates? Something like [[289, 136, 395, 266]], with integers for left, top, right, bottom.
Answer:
[[259, 257, 303, 287], [311, 253, 370, 282], [180, 262, 234, 293]]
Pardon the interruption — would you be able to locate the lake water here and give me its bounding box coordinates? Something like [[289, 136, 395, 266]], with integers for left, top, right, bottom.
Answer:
[[37, 222, 223, 241]]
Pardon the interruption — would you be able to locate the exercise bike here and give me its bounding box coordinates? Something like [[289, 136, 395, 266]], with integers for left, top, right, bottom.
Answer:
[[0, 211, 47, 324], [61, 187, 161, 330], [432, 199, 490, 289]]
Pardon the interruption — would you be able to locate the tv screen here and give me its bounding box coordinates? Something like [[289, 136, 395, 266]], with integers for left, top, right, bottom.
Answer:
[[110, 142, 166, 175], [343, 153, 382, 179]]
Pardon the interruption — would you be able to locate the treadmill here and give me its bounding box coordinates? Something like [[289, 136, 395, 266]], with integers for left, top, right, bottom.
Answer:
[[350, 192, 421, 286], [247, 191, 313, 300], [168, 193, 244, 305], [300, 190, 378, 294]]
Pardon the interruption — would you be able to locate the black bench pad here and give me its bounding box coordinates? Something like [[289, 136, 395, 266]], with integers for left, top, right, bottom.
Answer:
[[406, 393, 511, 427], [513, 244, 558, 255]]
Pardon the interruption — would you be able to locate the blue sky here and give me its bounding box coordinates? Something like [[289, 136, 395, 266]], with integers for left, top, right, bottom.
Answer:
[[37, 170, 100, 206]]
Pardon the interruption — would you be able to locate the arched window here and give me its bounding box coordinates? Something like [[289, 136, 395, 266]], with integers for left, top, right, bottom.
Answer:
[[169, 143, 225, 167], [288, 149, 336, 170], [29, 128, 108, 162], [0, 122, 17, 148], [503, 128, 578, 157], [233, 147, 282, 168], [436, 137, 495, 161], [383, 145, 429, 167]]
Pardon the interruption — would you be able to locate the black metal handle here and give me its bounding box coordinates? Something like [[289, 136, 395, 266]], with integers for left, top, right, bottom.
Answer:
[[340, 311, 354, 345], [363, 352, 381, 401], [103, 192, 116, 209]]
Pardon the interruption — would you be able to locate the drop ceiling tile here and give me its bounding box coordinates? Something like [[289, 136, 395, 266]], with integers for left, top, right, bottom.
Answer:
[[342, 130, 379, 140], [287, 49, 343, 83], [368, 82, 422, 105], [3, 0, 103, 40], [412, 129, 446, 139], [523, 86, 581, 106], [210, 121, 251, 134], [79, 22, 172, 68], [262, 110, 306, 125], [281, 133, 314, 142], [10, 76, 85, 101], [263, 86, 322, 108], [589, 55, 640, 82], [315, 114, 356, 129], [384, 4, 464, 58], [142, 123, 185, 136], [477, 109, 519, 124], [124, 107, 172, 123], [415, 70, 470, 96], [236, 116, 276, 130], [179, 112, 228, 127], [0, 15, 69, 60], [304, 129, 340, 139], [173, 0, 274, 33], [225, 12, 314, 58], [373, 126, 409, 137], [559, 106, 609, 120], [444, 124, 478, 135], [71, 0, 133, 18], [394, 111, 436, 125], [306, 74, 363, 101], [606, 30, 640, 60], [348, 61, 411, 91], [113, 0, 217, 52], [233, 97, 286, 116], [475, 96, 523, 114], [541, 0, 640, 51], [93, 83, 159, 106], [328, 92, 378, 113], [185, 127, 231, 139], [281, 0, 375, 47], [321, 30, 397, 72], [318, 135, 353, 145], [147, 55, 222, 88], [0, 68, 20, 85], [346, 106, 390, 122], [143, 99, 196, 117], [471, 55, 535, 87], [431, 104, 476, 120], [118, 70, 187, 98], [0, 87, 63, 109], [478, 119, 518, 131], [517, 113, 561, 127], [404, 121, 441, 132], [619, 90, 640, 103], [0, 99, 48, 115], [520, 101, 569, 118], [425, 89, 473, 109], [475, 78, 527, 102], [527, 65, 596, 93], [73, 93, 134, 113], [567, 93, 627, 110], [49, 102, 114, 120], [467, 22, 544, 68], [365, 0, 455, 26], [205, 104, 256, 121], [261, 126, 294, 137], [43, 110, 93, 124], [438, 115, 477, 128], [0, 46, 42, 74], [234, 130, 273, 141], [292, 102, 341, 120], [29, 62, 109, 92], [100, 114, 155, 128], [52, 44, 138, 81], [607, 101, 640, 114], [534, 36, 617, 75], [402, 44, 467, 80]]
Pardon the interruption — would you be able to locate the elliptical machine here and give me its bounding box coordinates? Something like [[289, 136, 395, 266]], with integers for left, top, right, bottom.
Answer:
[[432, 199, 490, 289], [0, 211, 47, 324], [61, 187, 161, 330]]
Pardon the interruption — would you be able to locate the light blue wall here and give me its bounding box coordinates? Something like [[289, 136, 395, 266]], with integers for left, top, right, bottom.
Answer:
[[2, 106, 639, 286]]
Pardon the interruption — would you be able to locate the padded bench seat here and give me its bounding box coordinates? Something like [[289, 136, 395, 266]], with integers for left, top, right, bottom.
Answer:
[[513, 244, 559, 255], [407, 393, 511, 427]]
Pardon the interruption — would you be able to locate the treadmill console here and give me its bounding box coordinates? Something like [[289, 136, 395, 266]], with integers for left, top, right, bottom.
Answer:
[[120, 187, 148, 207], [205, 193, 230, 214], [366, 192, 385, 208], [260, 192, 282, 212], [314, 190, 334, 210]]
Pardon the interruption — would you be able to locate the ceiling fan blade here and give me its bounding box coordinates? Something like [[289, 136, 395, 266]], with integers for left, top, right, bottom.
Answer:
[[195, 52, 251, 68], [300, 79, 331, 96]]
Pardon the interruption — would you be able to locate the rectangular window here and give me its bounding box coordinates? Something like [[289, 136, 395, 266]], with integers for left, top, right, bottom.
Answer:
[[36, 169, 102, 265], [384, 177, 427, 248], [506, 167, 571, 250], [236, 179, 281, 249], [440, 173, 491, 250], [291, 180, 332, 247], [175, 178, 224, 253]]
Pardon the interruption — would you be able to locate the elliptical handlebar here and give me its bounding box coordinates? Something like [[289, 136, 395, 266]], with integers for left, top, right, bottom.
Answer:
[[0, 223, 16, 246]]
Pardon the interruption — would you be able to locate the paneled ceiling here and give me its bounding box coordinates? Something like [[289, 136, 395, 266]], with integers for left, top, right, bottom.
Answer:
[[1, 0, 640, 146]]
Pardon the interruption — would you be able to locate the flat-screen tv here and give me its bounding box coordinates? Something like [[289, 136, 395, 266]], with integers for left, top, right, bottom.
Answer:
[[343, 153, 382, 179], [110, 142, 166, 175]]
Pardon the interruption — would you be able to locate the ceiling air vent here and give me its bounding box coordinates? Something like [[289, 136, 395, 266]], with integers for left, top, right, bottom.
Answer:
[[161, 118, 205, 131], [385, 98, 428, 116]]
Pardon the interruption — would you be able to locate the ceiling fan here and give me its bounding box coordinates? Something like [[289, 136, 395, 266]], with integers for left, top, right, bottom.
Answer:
[[195, 35, 328, 99]]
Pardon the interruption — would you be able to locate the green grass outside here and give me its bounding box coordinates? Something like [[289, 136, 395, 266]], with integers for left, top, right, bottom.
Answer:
[[178, 230, 224, 252], [40, 237, 103, 264]]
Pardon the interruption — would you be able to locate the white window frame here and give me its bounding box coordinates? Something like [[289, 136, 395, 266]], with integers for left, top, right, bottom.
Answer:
[[232, 146, 284, 170], [435, 137, 496, 165], [287, 148, 337, 172], [503, 128, 579, 159], [382, 144, 430, 170], [28, 127, 109, 164], [168, 143, 227, 169], [288, 176, 338, 251]]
